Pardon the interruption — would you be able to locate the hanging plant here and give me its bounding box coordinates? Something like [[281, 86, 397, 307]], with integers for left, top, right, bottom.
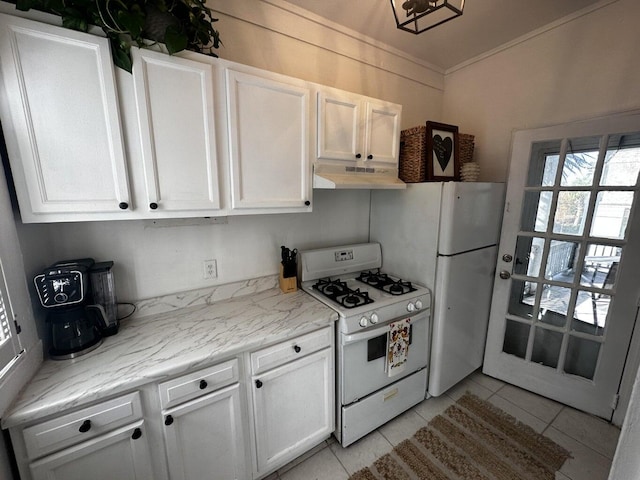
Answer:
[[13, 0, 222, 72]]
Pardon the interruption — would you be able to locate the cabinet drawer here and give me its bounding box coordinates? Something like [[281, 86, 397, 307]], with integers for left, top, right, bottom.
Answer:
[[23, 392, 142, 460], [251, 326, 333, 375], [159, 358, 239, 410]]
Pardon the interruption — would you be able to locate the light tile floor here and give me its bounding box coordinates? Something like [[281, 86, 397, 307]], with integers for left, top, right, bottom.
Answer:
[[265, 370, 621, 480]]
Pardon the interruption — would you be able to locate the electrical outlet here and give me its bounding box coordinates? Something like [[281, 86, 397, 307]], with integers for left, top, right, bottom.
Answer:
[[203, 259, 217, 279]]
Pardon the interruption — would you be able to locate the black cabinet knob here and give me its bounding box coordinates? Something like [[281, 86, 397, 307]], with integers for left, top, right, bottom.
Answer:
[[304, 200, 311, 206], [149, 202, 158, 210], [165, 415, 174, 426], [293, 345, 301, 353], [199, 379, 208, 390], [367, 154, 373, 160], [78, 419, 91, 433], [255, 379, 263, 388], [118, 202, 129, 210], [131, 428, 142, 440], [355, 153, 362, 159]]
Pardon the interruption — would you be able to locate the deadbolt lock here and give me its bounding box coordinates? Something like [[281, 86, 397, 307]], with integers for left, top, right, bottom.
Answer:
[[502, 254, 513, 263]]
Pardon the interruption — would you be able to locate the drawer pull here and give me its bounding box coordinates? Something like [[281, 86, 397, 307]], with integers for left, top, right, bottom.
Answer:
[[131, 428, 142, 440], [199, 379, 208, 390], [78, 420, 91, 433], [255, 379, 263, 388], [165, 415, 174, 426], [293, 345, 301, 353]]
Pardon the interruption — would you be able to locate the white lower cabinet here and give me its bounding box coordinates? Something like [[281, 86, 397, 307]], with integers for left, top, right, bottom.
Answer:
[[250, 327, 335, 477], [18, 392, 153, 480], [162, 384, 247, 480], [29, 421, 153, 480], [9, 331, 335, 480], [158, 359, 247, 480]]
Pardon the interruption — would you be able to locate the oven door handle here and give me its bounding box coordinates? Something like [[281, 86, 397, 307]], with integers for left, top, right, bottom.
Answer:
[[342, 326, 390, 345]]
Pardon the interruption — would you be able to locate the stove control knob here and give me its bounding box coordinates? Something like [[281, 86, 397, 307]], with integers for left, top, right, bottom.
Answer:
[[407, 302, 416, 312], [370, 313, 379, 324], [359, 317, 368, 328], [415, 300, 423, 310]]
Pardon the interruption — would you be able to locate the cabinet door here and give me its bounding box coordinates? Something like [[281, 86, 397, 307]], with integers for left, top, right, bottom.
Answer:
[[0, 14, 130, 220], [29, 422, 153, 480], [162, 384, 247, 480], [132, 49, 222, 213], [317, 91, 361, 162], [363, 100, 402, 165], [226, 68, 312, 213], [252, 348, 334, 475]]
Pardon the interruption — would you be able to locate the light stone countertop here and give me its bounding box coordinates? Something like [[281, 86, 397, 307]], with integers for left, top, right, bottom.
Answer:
[[2, 278, 337, 429]]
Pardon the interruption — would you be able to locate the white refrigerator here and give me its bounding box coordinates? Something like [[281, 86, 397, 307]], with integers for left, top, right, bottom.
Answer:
[[370, 182, 505, 396]]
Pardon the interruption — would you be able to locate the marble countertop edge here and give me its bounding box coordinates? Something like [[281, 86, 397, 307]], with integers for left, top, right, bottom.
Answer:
[[2, 284, 337, 429]]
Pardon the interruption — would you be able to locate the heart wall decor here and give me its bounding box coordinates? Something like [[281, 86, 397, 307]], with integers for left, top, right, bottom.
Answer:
[[426, 121, 461, 182], [432, 134, 453, 172]]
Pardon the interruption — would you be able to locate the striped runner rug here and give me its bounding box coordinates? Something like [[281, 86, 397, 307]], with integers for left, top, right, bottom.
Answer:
[[349, 393, 571, 480]]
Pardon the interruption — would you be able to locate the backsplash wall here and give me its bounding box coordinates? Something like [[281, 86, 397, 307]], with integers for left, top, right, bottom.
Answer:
[[35, 189, 371, 301]]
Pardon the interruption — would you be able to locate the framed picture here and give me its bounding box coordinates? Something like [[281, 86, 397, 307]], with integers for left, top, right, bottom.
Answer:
[[425, 121, 460, 181]]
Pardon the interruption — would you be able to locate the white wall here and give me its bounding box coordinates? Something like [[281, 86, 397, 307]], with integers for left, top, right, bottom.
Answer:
[[43, 190, 371, 300], [442, 0, 640, 181]]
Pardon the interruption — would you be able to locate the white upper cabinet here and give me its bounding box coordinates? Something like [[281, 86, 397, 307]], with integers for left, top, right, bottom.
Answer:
[[317, 89, 402, 166], [0, 13, 130, 220], [225, 67, 313, 214], [131, 48, 222, 214]]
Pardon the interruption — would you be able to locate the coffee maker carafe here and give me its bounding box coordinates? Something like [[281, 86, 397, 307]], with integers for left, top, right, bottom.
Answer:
[[34, 258, 118, 360]]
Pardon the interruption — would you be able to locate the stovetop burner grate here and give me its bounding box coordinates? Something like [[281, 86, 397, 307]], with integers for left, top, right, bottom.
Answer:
[[312, 278, 374, 309], [356, 269, 417, 296]]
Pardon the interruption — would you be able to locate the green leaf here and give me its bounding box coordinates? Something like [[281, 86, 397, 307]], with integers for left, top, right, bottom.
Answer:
[[164, 25, 188, 54], [110, 39, 133, 73], [62, 14, 88, 32], [117, 10, 145, 38]]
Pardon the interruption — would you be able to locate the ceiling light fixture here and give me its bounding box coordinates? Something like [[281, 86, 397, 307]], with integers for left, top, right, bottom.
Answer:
[[390, 0, 465, 34]]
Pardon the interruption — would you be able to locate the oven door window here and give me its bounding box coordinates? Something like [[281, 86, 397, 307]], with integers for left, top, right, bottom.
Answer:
[[367, 325, 412, 362]]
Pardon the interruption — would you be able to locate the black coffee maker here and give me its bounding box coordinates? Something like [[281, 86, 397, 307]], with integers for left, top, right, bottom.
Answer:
[[34, 258, 119, 360]]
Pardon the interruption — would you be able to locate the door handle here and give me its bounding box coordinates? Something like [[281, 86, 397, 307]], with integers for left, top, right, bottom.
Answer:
[[499, 270, 511, 280]]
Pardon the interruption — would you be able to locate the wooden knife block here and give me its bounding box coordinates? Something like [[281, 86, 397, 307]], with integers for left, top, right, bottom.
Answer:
[[279, 264, 297, 294]]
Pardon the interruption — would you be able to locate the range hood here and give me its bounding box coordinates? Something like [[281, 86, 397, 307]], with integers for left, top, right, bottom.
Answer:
[[313, 164, 406, 189]]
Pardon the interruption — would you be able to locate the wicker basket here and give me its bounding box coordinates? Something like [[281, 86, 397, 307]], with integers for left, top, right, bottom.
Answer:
[[398, 126, 427, 183], [459, 133, 475, 164]]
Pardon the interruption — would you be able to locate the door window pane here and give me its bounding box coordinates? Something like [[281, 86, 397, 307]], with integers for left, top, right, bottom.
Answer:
[[591, 191, 634, 240], [545, 241, 579, 283], [561, 151, 598, 187], [564, 336, 601, 380], [542, 154, 559, 186], [539, 284, 571, 324], [508, 279, 535, 319], [581, 244, 620, 288], [553, 191, 590, 235], [531, 327, 562, 368], [514, 236, 545, 277], [600, 146, 640, 186], [572, 290, 609, 336], [503, 320, 530, 359], [522, 191, 553, 232]]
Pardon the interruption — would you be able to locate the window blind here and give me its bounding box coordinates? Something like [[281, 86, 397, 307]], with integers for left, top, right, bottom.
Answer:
[[0, 267, 19, 372]]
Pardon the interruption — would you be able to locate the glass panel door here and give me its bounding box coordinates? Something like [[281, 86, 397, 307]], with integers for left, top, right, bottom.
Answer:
[[484, 114, 640, 420]]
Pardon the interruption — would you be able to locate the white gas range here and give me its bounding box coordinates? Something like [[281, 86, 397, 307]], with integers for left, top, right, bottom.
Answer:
[[299, 243, 431, 446]]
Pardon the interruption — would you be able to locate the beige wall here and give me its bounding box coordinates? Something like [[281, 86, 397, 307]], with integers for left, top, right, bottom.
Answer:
[[208, 0, 444, 129], [442, 0, 640, 182]]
